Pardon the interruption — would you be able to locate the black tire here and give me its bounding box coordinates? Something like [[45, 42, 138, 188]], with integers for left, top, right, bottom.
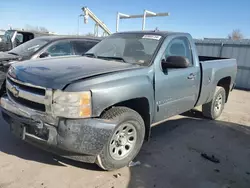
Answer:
[[202, 86, 226, 120], [96, 107, 145, 171]]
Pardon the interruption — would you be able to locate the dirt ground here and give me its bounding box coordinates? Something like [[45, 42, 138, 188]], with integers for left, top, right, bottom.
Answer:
[[0, 90, 250, 188]]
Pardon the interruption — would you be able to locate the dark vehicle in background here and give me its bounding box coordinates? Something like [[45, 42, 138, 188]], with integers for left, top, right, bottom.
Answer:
[[0, 31, 237, 171], [0, 36, 102, 87], [0, 29, 56, 52]]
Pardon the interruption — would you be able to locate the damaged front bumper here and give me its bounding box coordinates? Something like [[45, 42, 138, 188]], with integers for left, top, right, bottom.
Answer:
[[1, 95, 116, 163]]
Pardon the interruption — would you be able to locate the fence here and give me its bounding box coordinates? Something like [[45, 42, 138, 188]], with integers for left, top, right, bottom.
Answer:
[[194, 39, 250, 90]]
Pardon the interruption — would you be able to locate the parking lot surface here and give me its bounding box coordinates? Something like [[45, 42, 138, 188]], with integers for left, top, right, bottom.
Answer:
[[0, 90, 250, 188]]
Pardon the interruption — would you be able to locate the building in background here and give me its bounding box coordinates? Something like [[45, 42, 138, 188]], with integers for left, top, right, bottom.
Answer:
[[195, 39, 250, 90]]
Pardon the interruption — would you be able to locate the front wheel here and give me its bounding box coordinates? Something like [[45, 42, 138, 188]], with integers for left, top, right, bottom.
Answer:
[[202, 86, 226, 120], [96, 107, 145, 171]]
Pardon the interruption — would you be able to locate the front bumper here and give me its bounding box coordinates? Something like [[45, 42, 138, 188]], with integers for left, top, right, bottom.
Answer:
[[1, 95, 116, 163]]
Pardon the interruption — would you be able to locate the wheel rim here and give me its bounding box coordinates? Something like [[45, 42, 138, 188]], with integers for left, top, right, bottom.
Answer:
[[214, 93, 223, 114], [109, 122, 137, 160]]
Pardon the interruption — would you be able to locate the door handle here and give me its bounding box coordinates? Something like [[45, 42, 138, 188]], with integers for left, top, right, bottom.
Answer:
[[187, 73, 196, 80]]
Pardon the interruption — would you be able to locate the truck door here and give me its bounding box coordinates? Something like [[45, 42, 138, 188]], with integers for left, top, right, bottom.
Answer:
[[154, 36, 200, 122]]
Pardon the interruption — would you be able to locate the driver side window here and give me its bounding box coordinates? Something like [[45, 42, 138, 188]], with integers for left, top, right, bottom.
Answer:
[[46, 41, 73, 57], [164, 37, 193, 65]]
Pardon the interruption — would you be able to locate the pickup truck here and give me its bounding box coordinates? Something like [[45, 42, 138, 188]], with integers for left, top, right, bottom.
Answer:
[[0, 29, 55, 52], [1, 31, 237, 170]]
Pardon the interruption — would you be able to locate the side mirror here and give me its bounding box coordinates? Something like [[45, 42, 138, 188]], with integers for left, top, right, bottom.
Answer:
[[162, 56, 190, 69], [39, 52, 50, 58]]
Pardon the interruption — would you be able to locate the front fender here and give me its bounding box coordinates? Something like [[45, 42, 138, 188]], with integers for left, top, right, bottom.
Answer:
[[91, 76, 154, 117], [65, 68, 155, 122]]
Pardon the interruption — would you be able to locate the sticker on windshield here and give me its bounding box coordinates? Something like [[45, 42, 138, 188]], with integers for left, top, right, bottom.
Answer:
[[142, 35, 162, 40]]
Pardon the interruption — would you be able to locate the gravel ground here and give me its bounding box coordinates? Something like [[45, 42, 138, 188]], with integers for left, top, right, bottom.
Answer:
[[0, 89, 250, 188]]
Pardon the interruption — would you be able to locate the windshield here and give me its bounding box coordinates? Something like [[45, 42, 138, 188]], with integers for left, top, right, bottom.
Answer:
[[86, 33, 163, 65], [9, 38, 49, 56]]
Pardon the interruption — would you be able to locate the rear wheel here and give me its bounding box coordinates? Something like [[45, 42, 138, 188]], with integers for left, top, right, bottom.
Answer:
[[96, 107, 145, 171], [202, 86, 226, 120]]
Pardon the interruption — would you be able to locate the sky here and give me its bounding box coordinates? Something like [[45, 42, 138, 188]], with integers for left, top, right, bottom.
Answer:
[[0, 0, 250, 38]]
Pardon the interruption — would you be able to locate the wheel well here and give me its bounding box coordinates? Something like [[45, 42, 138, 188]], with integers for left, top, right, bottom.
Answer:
[[217, 76, 231, 102], [103, 98, 151, 141]]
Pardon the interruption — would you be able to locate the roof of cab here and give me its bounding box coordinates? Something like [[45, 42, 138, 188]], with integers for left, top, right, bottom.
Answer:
[[115, 30, 190, 37], [35, 35, 104, 41]]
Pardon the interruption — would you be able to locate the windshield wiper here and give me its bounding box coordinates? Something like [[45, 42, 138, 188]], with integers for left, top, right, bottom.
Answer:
[[83, 53, 97, 58], [83, 54, 127, 63], [97, 56, 127, 63], [8, 52, 19, 56]]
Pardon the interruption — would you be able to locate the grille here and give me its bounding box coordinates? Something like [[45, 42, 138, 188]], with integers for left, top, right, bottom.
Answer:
[[7, 90, 46, 111], [6, 76, 46, 112], [7, 77, 45, 95]]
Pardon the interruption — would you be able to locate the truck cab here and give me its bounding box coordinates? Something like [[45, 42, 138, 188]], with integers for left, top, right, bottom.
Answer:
[[0, 31, 237, 171], [0, 29, 54, 52]]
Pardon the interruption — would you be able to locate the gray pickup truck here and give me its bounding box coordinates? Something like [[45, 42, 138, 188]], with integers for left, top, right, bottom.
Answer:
[[1, 31, 237, 170]]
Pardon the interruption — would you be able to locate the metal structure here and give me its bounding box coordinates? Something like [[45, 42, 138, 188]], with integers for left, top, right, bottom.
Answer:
[[195, 39, 250, 90], [116, 10, 170, 32], [80, 7, 169, 35], [82, 7, 111, 36]]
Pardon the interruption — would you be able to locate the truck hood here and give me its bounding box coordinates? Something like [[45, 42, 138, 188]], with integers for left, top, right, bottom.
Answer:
[[11, 56, 140, 89], [0, 52, 21, 63], [0, 42, 12, 52]]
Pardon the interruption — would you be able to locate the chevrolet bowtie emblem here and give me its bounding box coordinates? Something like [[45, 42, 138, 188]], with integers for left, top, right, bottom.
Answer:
[[10, 86, 19, 97]]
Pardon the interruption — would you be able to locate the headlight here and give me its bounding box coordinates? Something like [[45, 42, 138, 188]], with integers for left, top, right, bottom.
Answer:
[[52, 90, 91, 118]]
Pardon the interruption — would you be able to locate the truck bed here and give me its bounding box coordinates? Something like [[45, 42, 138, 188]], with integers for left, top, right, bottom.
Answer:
[[195, 56, 237, 107], [198, 56, 228, 61]]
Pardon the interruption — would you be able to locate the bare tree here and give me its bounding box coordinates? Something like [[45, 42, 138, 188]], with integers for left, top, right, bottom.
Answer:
[[25, 24, 49, 33], [84, 32, 95, 37], [228, 29, 244, 40], [39, 26, 49, 32]]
